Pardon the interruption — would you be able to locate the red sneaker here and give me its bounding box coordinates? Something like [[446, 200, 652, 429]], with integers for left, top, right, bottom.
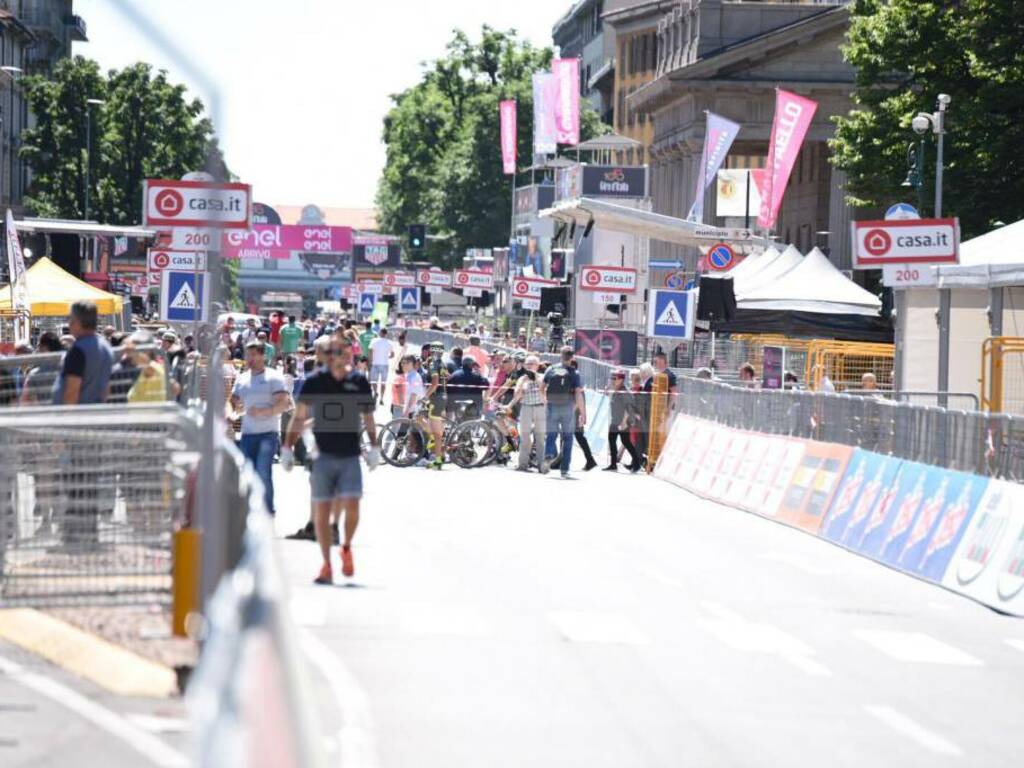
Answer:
[[313, 563, 333, 585], [341, 546, 355, 578]]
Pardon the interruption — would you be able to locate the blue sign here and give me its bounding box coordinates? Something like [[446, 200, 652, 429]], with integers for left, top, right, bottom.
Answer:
[[647, 290, 694, 339], [649, 259, 683, 270], [358, 292, 376, 315], [707, 243, 735, 271], [161, 270, 208, 323], [665, 272, 686, 290], [885, 203, 920, 221], [398, 286, 421, 313]]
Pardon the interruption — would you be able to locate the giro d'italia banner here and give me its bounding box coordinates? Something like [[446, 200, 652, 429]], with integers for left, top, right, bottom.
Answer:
[[758, 89, 817, 230], [552, 58, 580, 146], [688, 111, 740, 223], [500, 100, 517, 175]]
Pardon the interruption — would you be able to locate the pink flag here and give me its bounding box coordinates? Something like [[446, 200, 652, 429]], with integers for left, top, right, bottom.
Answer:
[[757, 89, 818, 230], [553, 58, 580, 146], [500, 100, 517, 175]]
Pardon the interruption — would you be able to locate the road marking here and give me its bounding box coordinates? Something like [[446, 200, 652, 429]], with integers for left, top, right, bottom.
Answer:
[[757, 551, 834, 575], [0, 654, 188, 767], [126, 714, 189, 734], [864, 705, 964, 756], [1005, 639, 1024, 654], [697, 602, 832, 677], [301, 630, 380, 768], [854, 630, 983, 666], [548, 611, 649, 645]]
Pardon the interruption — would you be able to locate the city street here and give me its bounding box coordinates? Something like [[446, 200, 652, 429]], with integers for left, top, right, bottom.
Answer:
[[274, 454, 1024, 768]]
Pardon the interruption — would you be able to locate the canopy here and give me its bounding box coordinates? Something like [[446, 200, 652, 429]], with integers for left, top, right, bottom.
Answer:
[[741, 247, 882, 315], [937, 218, 1024, 288], [735, 244, 803, 299], [540, 197, 768, 250], [0, 257, 124, 316], [720, 246, 779, 282]]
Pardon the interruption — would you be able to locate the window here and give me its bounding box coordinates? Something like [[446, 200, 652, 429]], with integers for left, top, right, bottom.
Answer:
[[617, 88, 625, 130], [641, 35, 648, 73]]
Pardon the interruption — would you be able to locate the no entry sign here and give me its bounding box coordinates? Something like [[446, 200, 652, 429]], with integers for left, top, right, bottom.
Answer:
[[579, 265, 637, 293], [706, 242, 735, 271]]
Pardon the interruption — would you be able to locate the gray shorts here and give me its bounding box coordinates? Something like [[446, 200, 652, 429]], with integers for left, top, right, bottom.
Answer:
[[311, 453, 363, 502], [370, 365, 389, 384]]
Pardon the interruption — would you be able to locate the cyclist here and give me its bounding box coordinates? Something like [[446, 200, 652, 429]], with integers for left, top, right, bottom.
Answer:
[[423, 342, 450, 468]]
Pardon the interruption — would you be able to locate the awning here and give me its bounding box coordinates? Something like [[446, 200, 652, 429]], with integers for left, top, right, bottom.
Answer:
[[16, 218, 160, 238], [936, 218, 1024, 288], [0, 257, 124, 316], [539, 197, 768, 250]]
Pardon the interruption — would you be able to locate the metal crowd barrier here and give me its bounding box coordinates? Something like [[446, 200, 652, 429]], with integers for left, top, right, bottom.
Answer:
[[0, 403, 200, 607]]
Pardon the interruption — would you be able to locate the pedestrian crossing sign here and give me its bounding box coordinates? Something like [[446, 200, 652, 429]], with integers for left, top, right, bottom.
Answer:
[[398, 286, 421, 313], [160, 270, 209, 323], [359, 292, 376, 315], [647, 289, 695, 339]]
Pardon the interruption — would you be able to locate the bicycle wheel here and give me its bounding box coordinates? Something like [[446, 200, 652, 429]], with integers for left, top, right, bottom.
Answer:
[[377, 419, 426, 468], [448, 420, 498, 469]]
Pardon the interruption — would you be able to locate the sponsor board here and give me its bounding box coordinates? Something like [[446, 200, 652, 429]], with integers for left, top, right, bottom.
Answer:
[[574, 329, 638, 366], [453, 269, 494, 291], [222, 225, 354, 260], [851, 218, 959, 267], [511, 276, 556, 300], [143, 179, 251, 229], [821, 450, 904, 548], [776, 442, 854, 533], [148, 249, 206, 271], [383, 272, 416, 288], [416, 269, 453, 288], [579, 265, 638, 293]]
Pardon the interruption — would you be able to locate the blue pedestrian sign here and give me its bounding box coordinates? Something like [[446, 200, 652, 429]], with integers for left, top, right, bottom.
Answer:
[[160, 270, 209, 323], [647, 289, 695, 340], [398, 286, 421, 313], [358, 292, 376, 316]]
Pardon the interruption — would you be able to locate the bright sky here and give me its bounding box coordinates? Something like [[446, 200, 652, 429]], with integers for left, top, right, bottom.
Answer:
[[75, 0, 563, 210]]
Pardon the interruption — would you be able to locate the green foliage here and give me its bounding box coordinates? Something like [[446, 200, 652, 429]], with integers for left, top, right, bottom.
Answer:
[[830, 0, 1024, 236], [376, 26, 608, 265], [20, 56, 227, 224]]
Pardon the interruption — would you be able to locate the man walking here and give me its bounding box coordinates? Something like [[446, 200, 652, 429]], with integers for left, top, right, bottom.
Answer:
[[368, 327, 394, 405], [282, 338, 378, 583], [279, 315, 303, 357], [508, 355, 546, 472], [231, 341, 291, 515], [543, 347, 586, 478], [53, 300, 114, 405]]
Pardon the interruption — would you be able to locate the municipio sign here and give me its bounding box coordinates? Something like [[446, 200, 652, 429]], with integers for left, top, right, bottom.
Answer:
[[851, 218, 959, 268], [578, 265, 637, 293], [143, 179, 252, 229]]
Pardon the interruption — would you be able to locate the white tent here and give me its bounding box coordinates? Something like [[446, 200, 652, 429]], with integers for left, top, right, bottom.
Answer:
[[721, 246, 779, 282], [735, 244, 803, 299], [740, 247, 882, 316], [937, 218, 1024, 288]]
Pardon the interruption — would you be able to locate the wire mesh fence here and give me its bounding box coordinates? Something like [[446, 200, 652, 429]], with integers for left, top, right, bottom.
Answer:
[[0, 404, 200, 607]]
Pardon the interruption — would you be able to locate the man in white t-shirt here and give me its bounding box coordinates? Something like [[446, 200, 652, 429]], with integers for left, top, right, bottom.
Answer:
[[368, 327, 395, 405], [230, 341, 292, 514]]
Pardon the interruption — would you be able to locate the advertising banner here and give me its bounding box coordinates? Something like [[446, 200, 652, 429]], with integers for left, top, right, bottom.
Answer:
[[552, 58, 580, 146], [580, 166, 647, 198], [143, 179, 251, 229], [500, 100, 517, 175], [776, 442, 854, 534], [821, 450, 904, 548], [511, 275, 556, 300], [222, 225, 354, 259], [942, 479, 1024, 616], [5, 209, 29, 345], [148, 248, 206, 271], [757, 90, 817, 230], [353, 236, 401, 269], [688, 112, 741, 223], [851, 218, 959, 268], [382, 272, 416, 287], [416, 269, 453, 288], [532, 72, 558, 155], [454, 269, 494, 291], [573, 329, 639, 366], [579, 265, 638, 293]]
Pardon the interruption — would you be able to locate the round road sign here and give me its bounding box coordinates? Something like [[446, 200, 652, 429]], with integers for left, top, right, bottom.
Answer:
[[665, 271, 686, 289], [707, 243, 735, 271]]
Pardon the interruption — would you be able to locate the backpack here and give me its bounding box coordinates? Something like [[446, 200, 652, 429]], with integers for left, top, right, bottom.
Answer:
[[545, 365, 575, 401]]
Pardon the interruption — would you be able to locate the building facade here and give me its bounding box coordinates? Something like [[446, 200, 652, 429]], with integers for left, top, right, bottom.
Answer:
[[630, 0, 856, 269]]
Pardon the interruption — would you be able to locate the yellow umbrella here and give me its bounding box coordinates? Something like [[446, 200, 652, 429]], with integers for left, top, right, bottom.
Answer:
[[0, 257, 124, 316]]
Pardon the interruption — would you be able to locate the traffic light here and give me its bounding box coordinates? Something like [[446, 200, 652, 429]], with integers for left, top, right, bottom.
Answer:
[[408, 223, 426, 250]]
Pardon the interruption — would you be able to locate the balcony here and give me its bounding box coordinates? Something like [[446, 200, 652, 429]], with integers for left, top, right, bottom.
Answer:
[[66, 14, 87, 42]]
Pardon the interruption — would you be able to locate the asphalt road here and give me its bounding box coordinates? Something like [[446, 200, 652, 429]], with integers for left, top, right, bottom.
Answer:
[[273, 447, 1024, 768]]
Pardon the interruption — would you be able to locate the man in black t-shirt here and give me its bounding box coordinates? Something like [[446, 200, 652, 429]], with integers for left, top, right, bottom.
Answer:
[[283, 337, 378, 584]]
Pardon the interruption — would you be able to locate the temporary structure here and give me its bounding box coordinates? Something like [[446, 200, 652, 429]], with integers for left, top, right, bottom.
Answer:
[[936, 218, 1024, 288], [720, 246, 779, 283], [734, 244, 803, 299], [741, 247, 882, 315], [0, 257, 124, 316]]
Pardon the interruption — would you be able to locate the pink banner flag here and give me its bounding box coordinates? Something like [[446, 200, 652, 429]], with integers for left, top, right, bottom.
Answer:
[[500, 100, 517, 175], [553, 58, 580, 146], [757, 89, 818, 230]]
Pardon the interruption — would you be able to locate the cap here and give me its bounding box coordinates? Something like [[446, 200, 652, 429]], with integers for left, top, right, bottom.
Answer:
[[162, 331, 177, 342]]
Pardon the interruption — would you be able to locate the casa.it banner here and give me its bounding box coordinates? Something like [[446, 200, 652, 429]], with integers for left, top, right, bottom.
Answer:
[[757, 89, 818, 230], [687, 111, 741, 223], [533, 72, 557, 155], [500, 100, 517, 175], [552, 58, 580, 146]]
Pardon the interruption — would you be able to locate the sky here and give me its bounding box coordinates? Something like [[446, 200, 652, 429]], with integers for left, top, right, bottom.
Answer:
[[75, 0, 566, 210]]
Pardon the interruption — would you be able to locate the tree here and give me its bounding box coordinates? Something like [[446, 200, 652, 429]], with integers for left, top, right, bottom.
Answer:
[[830, 0, 1024, 237], [20, 56, 227, 224], [376, 27, 608, 264]]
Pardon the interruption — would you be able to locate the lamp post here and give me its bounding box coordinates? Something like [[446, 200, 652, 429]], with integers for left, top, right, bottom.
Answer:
[[0, 65, 22, 210], [84, 98, 105, 220]]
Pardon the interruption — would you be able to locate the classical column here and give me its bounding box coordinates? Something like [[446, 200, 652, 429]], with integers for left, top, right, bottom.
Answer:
[[827, 165, 852, 270]]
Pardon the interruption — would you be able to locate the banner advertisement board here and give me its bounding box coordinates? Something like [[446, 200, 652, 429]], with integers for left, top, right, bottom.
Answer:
[[758, 90, 818, 230], [353, 236, 401, 269], [851, 218, 960, 268], [573, 329, 639, 366], [143, 179, 251, 229], [454, 269, 494, 291], [552, 58, 580, 145], [500, 100, 517, 175], [222, 225, 353, 260], [416, 269, 453, 288], [579, 265, 638, 293]]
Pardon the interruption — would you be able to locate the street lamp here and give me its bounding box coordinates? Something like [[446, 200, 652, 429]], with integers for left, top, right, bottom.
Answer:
[[910, 93, 951, 217], [84, 97, 105, 220]]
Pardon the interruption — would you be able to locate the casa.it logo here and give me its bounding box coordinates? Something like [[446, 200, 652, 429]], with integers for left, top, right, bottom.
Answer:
[[584, 269, 602, 286], [154, 189, 184, 218], [456, 272, 469, 285], [152, 251, 170, 269], [864, 228, 892, 256], [515, 280, 529, 296]]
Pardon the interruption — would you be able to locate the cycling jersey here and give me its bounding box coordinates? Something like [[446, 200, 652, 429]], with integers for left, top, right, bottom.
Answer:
[[427, 356, 449, 410]]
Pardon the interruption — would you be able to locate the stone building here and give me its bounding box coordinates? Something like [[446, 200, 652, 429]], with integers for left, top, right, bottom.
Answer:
[[630, 0, 857, 268]]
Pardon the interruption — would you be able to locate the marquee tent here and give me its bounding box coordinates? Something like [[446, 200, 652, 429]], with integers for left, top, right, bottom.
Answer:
[[0, 257, 124, 316], [734, 244, 803, 299], [741, 247, 882, 315], [720, 246, 779, 283], [936, 218, 1024, 288]]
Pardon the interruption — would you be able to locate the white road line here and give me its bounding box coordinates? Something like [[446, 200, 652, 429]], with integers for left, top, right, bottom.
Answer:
[[301, 630, 380, 768], [125, 714, 189, 734], [864, 705, 964, 756], [0, 654, 188, 767], [548, 611, 649, 645], [697, 602, 832, 677], [758, 551, 834, 575], [1005, 639, 1024, 654], [854, 630, 983, 666]]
